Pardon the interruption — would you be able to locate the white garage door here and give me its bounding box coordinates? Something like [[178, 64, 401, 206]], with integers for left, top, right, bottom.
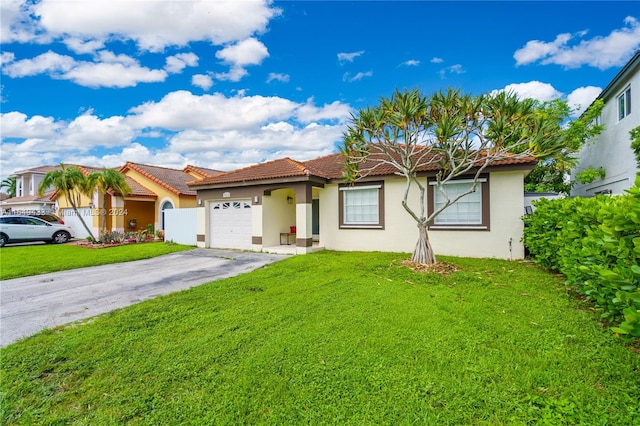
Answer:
[[60, 208, 94, 240], [209, 200, 252, 249]]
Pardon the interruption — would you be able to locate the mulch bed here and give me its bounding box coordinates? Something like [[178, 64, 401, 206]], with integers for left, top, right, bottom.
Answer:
[[401, 259, 460, 275]]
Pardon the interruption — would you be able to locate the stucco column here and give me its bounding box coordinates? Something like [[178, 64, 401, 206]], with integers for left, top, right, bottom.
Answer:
[[111, 195, 125, 232], [295, 202, 313, 253]]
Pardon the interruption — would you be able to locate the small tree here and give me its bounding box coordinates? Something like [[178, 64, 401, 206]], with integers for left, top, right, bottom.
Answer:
[[341, 88, 557, 265], [91, 168, 131, 235], [38, 164, 97, 243]]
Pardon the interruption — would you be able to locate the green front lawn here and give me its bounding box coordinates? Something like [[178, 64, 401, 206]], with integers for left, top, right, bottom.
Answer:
[[0, 242, 193, 280], [1, 251, 638, 424]]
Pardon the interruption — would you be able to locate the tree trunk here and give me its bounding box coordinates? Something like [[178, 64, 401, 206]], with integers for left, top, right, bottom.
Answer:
[[411, 222, 436, 265], [100, 193, 107, 236]]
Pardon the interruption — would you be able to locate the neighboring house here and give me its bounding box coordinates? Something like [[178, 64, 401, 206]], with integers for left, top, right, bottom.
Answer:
[[115, 162, 221, 235], [572, 50, 640, 197], [189, 153, 537, 260], [0, 165, 60, 214], [1, 163, 221, 239]]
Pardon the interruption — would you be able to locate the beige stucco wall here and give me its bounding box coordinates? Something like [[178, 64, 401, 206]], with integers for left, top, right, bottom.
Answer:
[[319, 171, 526, 260], [262, 189, 296, 247]]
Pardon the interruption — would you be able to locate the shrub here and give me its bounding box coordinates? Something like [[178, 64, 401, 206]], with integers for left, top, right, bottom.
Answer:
[[523, 176, 640, 340]]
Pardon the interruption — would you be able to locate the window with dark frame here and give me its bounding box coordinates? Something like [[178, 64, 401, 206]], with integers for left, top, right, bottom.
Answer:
[[618, 87, 631, 120], [427, 177, 490, 231], [338, 182, 384, 229]]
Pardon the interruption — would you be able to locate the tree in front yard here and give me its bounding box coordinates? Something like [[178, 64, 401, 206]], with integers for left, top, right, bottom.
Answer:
[[39, 164, 97, 243], [341, 88, 561, 265], [91, 168, 131, 235]]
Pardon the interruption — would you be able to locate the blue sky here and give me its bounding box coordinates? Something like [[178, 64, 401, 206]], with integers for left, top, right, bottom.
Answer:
[[1, 1, 639, 181]]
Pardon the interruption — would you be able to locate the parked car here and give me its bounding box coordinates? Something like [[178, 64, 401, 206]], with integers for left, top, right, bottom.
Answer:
[[0, 215, 76, 247], [28, 213, 65, 224]]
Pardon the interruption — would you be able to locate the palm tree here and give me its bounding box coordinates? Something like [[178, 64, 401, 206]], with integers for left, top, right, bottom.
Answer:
[[91, 168, 131, 234], [38, 164, 97, 243], [1, 177, 17, 198]]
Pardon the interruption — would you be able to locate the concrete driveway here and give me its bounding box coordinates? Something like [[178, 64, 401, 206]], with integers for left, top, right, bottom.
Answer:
[[0, 248, 286, 347]]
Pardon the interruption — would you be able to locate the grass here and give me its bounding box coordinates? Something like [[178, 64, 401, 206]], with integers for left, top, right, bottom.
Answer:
[[0, 242, 193, 280], [1, 251, 638, 424]]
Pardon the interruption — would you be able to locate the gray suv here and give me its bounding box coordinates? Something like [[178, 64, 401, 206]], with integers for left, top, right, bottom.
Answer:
[[0, 215, 76, 247]]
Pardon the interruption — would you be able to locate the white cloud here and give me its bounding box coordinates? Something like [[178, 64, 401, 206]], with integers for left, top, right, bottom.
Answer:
[[216, 38, 269, 66], [430, 57, 444, 63], [60, 113, 135, 150], [0, 0, 48, 44], [438, 64, 465, 79], [493, 81, 563, 102], [296, 99, 352, 123], [401, 59, 420, 67], [29, 0, 281, 52], [342, 70, 373, 82], [127, 90, 299, 131], [64, 62, 167, 88], [2, 51, 75, 77], [567, 86, 602, 116], [165, 52, 199, 74], [213, 38, 269, 82], [0, 111, 62, 138], [2, 50, 168, 88], [514, 16, 640, 69], [64, 37, 106, 54], [1, 52, 15, 66], [338, 50, 364, 64], [267, 72, 290, 83], [192, 74, 214, 91]]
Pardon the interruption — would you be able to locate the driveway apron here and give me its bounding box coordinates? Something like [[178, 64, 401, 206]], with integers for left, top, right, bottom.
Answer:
[[0, 248, 286, 347]]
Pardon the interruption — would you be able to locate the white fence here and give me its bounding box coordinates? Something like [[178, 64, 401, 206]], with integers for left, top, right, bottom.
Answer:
[[164, 208, 198, 246]]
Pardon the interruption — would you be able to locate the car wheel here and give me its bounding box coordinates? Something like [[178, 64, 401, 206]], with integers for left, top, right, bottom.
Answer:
[[52, 231, 70, 244], [0, 233, 7, 247]]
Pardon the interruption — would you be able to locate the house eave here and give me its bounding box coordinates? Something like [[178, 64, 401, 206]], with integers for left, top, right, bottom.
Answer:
[[191, 175, 328, 191]]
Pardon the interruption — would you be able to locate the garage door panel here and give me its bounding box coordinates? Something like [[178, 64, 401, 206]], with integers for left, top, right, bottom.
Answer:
[[209, 200, 252, 249]]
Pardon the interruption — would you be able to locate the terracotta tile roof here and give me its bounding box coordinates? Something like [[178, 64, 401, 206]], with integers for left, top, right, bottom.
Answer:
[[190, 149, 537, 187], [121, 162, 197, 196], [122, 176, 157, 198], [183, 165, 223, 179], [190, 157, 315, 186], [306, 150, 537, 179]]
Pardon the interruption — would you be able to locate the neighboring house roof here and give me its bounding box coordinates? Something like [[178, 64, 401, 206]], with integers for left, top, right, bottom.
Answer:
[[183, 165, 223, 179], [9, 165, 61, 177], [120, 162, 200, 196], [0, 191, 56, 205], [189, 151, 537, 188]]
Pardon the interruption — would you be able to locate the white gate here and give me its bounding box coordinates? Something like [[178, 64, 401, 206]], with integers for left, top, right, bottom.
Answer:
[[164, 208, 197, 246], [60, 208, 94, 240]]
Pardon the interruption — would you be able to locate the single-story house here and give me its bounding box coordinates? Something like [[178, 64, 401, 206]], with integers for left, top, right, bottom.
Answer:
[[188, 152, 537, 260]]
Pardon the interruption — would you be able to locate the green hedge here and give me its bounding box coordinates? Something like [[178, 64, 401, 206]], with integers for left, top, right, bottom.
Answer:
[[523, 176, 640, 340]]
